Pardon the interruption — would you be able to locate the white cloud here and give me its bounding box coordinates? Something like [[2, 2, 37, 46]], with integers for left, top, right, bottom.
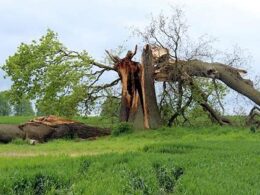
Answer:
[[0, 0, 259, 92]]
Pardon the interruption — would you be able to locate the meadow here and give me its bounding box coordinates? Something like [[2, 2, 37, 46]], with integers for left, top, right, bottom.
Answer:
[[0, 116, 260, 194]]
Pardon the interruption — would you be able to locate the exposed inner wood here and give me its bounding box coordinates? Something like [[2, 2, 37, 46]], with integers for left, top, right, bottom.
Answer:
[[108, 45, 162, 129], [114, 47, 147, 125], [0, 116, 110, 143], [26, 115, 76, 126], [105, 45, 260, 128]]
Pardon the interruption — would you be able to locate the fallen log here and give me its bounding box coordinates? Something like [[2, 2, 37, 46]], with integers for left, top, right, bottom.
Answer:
[[19, 115, 111, 142], [0, 116, 110, 143], [0, 125, 25, 143], [19, 123, 55, 142]]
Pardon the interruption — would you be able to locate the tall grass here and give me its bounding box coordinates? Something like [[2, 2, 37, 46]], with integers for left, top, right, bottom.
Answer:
[[0, 117, 259, 194]]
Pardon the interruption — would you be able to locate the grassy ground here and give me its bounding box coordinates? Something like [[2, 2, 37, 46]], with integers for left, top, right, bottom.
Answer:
[[0, 116, 260, 194]]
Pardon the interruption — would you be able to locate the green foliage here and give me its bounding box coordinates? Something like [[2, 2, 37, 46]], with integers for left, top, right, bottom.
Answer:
[[2, 29, 94, 116], [13, 97, 34, 116], [112, 122, 133, 136], [160, 101, 175, 124], [153, 163, 184, 193], [159, 78, 229, 126], [0, 116, 34, 124], [100, 96, 120, 120], [78, 159, 91, 175], [0, 91, 11, 116], [12, 172, 70, 195], [143, 143, 195, 154], [250, 126, 256, 133], [10, 138, 27, 145]]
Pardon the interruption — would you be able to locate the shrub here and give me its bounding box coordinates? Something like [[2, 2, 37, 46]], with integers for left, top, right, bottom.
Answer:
[[112, 122, 133, 136], [153, 163, 184, 193], [250, 126, 256, 133], [11, 138, 27, 145]]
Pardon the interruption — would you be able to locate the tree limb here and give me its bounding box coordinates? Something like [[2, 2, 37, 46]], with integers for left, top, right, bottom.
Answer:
[[168, 95, 193, 127], [92, 61, 116, 71], [155, 59, 260, 106]]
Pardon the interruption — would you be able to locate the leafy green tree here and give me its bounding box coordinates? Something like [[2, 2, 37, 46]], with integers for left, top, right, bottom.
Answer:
[[0, 91, 11, 116], [2, 29, 94, 117], [13, 97, 34, 116], [100, 96, 120, 119]]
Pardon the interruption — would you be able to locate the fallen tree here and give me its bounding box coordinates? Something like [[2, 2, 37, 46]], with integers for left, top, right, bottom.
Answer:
[[0, 115, 110, 143], [104, 45, 259, 128], [2, 7, 260, 129], [154, 59, 260, 106], [0, 125, 25, 143]]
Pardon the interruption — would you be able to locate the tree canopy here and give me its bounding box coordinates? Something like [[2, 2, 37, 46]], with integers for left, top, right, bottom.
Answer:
[[13, 97, 34, 116], [0, 91, 11, 116], [3, 30, 94, 116]]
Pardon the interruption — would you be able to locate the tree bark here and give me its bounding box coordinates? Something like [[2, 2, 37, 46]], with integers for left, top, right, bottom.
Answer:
[[107, 45, 260, 128], [155, 59, 260, 106], [19, 116, 110, 142], [129, 45, 162, 129], [0, 125, 25, 143], [115, 45, 162, 129]]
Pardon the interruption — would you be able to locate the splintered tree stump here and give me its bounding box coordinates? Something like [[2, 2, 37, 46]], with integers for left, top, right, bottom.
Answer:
[[111, 45, 162, 129]]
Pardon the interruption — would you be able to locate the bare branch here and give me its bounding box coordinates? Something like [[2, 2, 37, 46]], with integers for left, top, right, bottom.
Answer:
[[105, 50, 120, 63], [92, 61, 116, 71]]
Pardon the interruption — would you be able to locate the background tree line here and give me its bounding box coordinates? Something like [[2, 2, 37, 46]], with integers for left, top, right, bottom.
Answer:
[[0, 91, 34, 116]]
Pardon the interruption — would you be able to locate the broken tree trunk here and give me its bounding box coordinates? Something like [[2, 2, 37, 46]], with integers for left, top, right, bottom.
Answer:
[[155, 59, 260, 106], [105, 44, 259, 128], [111, 45, 162, 129], [129, 45, 163, 129]]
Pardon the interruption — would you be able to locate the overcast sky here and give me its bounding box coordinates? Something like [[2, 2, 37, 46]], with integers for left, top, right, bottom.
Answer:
[[0, 0, 260, 92]]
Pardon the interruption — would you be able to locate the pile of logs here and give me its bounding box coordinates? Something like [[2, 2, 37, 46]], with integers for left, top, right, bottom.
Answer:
[[0, 115, 110, 144]]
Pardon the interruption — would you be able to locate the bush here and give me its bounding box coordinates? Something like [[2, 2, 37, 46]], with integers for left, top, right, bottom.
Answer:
[[153, 163, 184, 193], [112, 122, 133, 136], [250, 126, 256, 133], [11, 138, 27, 145]]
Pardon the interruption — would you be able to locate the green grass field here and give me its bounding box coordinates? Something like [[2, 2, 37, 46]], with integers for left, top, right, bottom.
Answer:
[[0, 116, 260, 194]]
